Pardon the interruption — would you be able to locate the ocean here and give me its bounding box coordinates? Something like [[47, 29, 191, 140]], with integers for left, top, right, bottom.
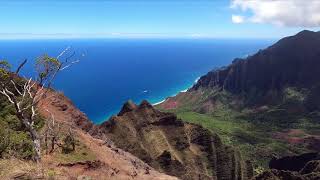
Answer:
[[0, 38, 274, 123]]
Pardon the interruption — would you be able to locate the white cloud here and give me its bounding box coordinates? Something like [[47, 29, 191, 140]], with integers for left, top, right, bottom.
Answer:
[[231, 0, 320, 27], [232, 15, 244, 24]]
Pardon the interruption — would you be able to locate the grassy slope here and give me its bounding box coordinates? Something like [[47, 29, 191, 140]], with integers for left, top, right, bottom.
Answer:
[[53, 141, 96, 164], [158, 88, 320, 173]]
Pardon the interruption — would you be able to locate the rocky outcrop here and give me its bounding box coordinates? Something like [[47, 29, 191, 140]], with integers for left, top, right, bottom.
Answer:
[[191, 30, 320, 106], [96, 100, 253, 180], [118, 100, 138, 116]]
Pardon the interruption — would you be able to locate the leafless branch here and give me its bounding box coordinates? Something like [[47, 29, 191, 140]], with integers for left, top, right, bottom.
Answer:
[[0, 89, 14, 104], [60, 60, 80, 71], [64, 51, 76, 62], [15, 59, 27, 74], [11, 80, 22, 95], [57, 46, 71, 59]]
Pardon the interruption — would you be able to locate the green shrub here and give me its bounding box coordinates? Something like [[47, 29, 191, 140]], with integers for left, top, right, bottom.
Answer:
[[9, 131, 35, 159], [0, 94, 42, 159], [62, 132, 76, 154], [0, 128, 10, 158]]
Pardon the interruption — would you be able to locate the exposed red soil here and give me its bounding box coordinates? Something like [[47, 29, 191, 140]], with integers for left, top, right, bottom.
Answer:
[[37, 90, 178, 180], [160, 99, 178, 109], [273, 129, 320, 151]]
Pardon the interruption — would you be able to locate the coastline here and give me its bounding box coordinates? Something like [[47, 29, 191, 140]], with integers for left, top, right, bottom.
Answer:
[[95, 76, 201, 124], [152, 76, 200, 106]]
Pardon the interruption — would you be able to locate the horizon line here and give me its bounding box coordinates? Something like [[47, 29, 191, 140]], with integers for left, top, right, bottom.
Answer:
[[0, 36, 278, 40], [0, 33, 280, 40]]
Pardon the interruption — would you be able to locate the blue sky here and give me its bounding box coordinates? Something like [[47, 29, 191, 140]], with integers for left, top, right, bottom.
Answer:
[[0, 0, 319, 39]]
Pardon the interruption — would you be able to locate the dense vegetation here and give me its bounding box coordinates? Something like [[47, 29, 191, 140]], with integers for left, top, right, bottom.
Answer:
[[159, 81, 320, 173], [0, 90, 44, 159]]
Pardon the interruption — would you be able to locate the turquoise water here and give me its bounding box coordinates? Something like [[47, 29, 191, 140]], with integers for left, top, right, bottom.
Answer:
[[0, 38, 274, 123]]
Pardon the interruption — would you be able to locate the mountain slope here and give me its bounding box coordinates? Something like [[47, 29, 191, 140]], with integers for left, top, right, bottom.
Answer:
[[1, 90, 178, 180], [0, 76, 253, 179], [193, 30, 320, 99], [95, 100, 253, 180], [159, 30, 320, 171]]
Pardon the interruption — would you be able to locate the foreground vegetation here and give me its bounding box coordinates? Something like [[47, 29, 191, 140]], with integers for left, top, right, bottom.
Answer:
[[0, 94, 97, 179], [0, 95, 44, 159], [0, 54, 98, 179]]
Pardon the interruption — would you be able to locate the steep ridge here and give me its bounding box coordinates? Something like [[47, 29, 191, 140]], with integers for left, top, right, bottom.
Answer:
[[95, 100, 253, 180], [37, 91, 178, 180], [38, 90, 94, 132], [192, 30, 320, 99]]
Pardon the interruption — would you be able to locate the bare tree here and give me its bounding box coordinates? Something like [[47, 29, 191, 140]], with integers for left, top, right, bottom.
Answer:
[[43, 109, 77, 154], [43, 109, 61, 154], [0, 47, 79, 162]]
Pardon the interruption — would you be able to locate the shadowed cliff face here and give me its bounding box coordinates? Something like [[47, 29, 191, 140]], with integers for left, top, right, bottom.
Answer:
[[97, 100, 253, 180], [269, 152, 320, 172], [192, 30, 320, 106]]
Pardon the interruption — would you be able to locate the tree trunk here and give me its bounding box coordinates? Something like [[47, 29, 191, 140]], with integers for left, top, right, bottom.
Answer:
[[33, 138, 41, 162], [22, 119, 41, 162], [30, 128, 41, 162], [50, 136, 56, 153], [44, 133, 48, 154]]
